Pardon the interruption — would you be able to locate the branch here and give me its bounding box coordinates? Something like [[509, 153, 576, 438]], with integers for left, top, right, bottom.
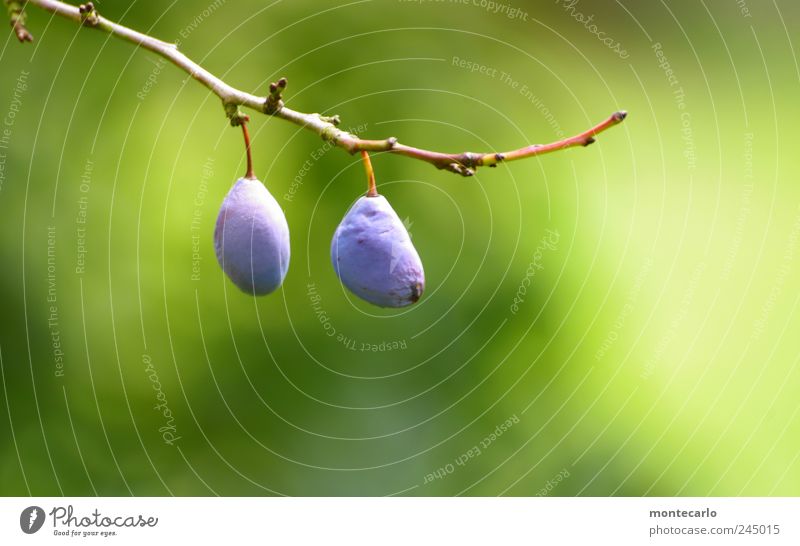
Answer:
[[15, 0, 627, 177]]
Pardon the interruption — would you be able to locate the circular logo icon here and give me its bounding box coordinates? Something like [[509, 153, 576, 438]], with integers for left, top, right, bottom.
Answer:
[[20, 506, 45, 534]]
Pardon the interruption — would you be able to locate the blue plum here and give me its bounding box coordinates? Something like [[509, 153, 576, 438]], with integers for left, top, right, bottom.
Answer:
[[214, 177, 290, 295], [331, 194, 424, 307]]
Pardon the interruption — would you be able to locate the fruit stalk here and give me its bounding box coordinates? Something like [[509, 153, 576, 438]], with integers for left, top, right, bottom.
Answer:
[[241, 121, 255, 180], [14, 0, 628, 178], [361, 151, 378, 197]]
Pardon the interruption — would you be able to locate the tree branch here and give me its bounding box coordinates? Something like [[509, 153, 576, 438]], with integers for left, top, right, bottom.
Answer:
[[16, 0, 627, 177]]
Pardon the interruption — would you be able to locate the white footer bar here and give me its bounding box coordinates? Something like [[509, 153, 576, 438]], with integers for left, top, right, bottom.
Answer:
[[1, 497, 797, 544]]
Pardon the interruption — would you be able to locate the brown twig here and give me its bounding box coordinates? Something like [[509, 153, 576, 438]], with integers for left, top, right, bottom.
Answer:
[[14, 0, 628, 177]]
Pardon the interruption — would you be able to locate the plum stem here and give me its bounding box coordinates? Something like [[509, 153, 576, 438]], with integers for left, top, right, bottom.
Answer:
[[13, 0, 628, 178], [361, 151, 378, 197], [241, 120, 255, 180]]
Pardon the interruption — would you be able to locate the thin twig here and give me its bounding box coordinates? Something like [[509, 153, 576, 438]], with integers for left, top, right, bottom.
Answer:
[[16, 0, 627, 177]]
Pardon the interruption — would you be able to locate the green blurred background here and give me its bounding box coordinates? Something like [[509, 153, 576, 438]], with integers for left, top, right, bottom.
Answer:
[[1, 0, 798, 496]]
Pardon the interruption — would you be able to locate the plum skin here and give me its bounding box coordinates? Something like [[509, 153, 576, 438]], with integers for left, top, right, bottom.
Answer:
[[214, 177, 290, 295], [331, 195, 424, 308]]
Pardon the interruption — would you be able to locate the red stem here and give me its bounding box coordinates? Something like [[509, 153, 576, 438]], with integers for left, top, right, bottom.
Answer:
[[241, 120, 254, 179], [496, 111, 627, 163], [339, 111, 628, 176]]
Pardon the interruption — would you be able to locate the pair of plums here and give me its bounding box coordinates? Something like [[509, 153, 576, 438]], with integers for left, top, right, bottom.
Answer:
[[214, 176, 424, 307]]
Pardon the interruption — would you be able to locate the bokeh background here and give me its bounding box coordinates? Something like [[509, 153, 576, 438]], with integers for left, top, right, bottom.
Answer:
[[1, 0, 798, 496]]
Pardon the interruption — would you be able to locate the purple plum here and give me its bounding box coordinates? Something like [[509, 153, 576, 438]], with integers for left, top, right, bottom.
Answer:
[[331, 194, 424, 307], [214, 177, 290, 295]]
